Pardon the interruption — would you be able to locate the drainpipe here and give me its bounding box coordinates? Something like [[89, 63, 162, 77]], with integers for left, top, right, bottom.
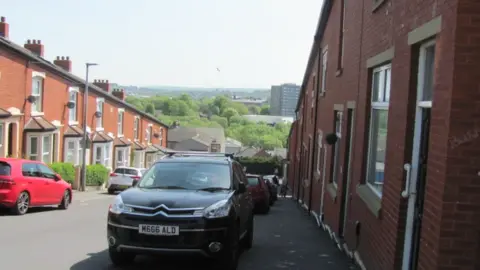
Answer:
[[319, 146, 328, 221]]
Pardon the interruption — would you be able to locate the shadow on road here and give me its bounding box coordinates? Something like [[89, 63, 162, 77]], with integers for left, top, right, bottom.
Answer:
[[0, 206, 57, 216], [70, 250, 212, 270]]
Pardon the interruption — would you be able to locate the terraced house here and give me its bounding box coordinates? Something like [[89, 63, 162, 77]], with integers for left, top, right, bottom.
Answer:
[[0, 17, 168, 170], [287, 0, 480, 269]]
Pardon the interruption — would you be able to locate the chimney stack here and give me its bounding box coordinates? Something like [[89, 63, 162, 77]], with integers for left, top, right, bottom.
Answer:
[[53, 56, 72, 72], [93, 79, 111, 93], [0, 16, 9, 39], [24, 39, 44, 57], [112, 88, 126, 101]]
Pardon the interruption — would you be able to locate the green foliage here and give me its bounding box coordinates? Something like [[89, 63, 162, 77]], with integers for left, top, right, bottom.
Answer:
[[126, 95, 290, 150], [48, 162, 108, 186], [49, 162, 75, 184], [86, 164, 109, 186], [235, 156, 283, 177]]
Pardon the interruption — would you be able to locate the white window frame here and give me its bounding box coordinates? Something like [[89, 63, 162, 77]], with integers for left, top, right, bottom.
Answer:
[[68, 87, 79, 125], [0, 123, 3, 151], [64, 137, 82, 165], [93, 142, 113, 170], [133, 150, 145, 168], [366, 64, 392, 197], [117, 109, 125, 137], [316, 132, 323, 174], [145, 128, 151, 144], [145, 152, 155, 168], [31, 72, 46, 116], [96, 98, 104, 131], [331, 111, 343, 187], [133, 116, 140, 141], [159, 128, 163, 145], [321, 48, 328, 94], [115, 146, 130, 168], [27, 133, 54, 163]]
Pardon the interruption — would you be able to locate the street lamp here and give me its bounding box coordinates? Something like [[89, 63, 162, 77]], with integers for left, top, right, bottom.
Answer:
[[80, 62, 98, 191]]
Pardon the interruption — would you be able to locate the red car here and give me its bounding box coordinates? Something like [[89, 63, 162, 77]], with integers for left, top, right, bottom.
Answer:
[[246, 174, 270, 214], [0, 158, 72, 215]]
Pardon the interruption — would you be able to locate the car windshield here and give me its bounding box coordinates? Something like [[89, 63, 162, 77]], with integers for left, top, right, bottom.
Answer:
[[137, 162, 231, 190], [247, 177, 259, 186]]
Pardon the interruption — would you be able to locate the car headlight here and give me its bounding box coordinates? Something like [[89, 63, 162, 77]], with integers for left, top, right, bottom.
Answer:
[[108, 195, 132, 214], [202, 199, 232, 219]]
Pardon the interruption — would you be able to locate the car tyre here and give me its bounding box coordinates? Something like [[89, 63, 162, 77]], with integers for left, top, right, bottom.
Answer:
[[59, 190, 70, 210], [242, 215, 254, 250], [12, 191, 29, 215], [108, 247, 136, 267], [108, 189, 115, 195], [215, 223, 240, 270]]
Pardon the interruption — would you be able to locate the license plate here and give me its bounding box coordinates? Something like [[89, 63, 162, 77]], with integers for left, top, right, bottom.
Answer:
[[139, 224, 179, 236]]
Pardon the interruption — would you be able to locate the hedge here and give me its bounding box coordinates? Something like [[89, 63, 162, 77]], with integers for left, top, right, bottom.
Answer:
[[234, 156, 284, 177], [48, 162, 109, 186]]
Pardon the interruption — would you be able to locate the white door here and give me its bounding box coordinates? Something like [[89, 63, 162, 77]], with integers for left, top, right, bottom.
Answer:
[[401, 40, 435, 270]]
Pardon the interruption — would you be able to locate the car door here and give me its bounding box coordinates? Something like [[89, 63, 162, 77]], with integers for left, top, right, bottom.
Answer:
[[233, 163, 251, 231], [21, 162, 46, 205], [37, 163, 64, 204]]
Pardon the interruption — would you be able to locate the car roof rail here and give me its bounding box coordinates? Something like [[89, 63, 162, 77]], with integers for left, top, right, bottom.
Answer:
[[166, 151, 235, 159]]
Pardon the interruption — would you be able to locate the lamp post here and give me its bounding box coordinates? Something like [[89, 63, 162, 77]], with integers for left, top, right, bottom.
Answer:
[[80, 63, 98, 191]]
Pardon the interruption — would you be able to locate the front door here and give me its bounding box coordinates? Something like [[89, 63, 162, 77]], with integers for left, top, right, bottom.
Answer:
[[339, 108, 354, 238], [401, 40, 436, 270]]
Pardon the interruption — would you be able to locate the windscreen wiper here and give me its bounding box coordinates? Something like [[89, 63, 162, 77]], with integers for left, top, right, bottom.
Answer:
[[141, 185, 187, 190], [197, 187, 230, 192]]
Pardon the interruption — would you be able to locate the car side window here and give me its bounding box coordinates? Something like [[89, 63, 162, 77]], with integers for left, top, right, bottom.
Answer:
[[22, 163, 40, 177], [234, 163, 248, 185], [37, 164, 56, 180], [231, 165, 241, 190]]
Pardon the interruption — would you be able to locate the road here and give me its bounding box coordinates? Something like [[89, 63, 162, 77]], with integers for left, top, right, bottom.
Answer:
[[0, 192, 357, 270]]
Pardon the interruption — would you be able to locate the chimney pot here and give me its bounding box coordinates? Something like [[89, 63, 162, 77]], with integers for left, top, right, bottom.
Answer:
[[1, 17, 5, 23], [56, 56, 60, 60], [66, 56, 69, 60], [61, 56, 64, 60], [0, 16, 9, 39], [37, 40, 41, 44], [27, 39, 31, 44], [24, 39, 44, 57]]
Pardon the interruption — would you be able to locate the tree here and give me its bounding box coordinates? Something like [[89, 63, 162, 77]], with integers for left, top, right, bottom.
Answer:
[[248, 105, 261, 114], [145, 103, 155, 114], [260, 105, 270, 115]]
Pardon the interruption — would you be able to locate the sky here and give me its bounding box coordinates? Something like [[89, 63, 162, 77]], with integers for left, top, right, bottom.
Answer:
[[3, 0, 323, 88]]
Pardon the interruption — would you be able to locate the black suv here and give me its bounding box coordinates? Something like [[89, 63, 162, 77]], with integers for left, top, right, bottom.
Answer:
[[106, 151, 255, 270]]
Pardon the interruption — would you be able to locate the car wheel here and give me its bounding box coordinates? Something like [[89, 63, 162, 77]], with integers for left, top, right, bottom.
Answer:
[[108, 189, 115, 195], [59, 190, 70, 210], [12, 191, 29, 215], [242, 215, 254, 250], [215, 223, 239, 270], [108, 247, 136, 267]]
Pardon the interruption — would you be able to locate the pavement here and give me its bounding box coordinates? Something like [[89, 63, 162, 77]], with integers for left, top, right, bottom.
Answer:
[[0, 191, 357, 270]]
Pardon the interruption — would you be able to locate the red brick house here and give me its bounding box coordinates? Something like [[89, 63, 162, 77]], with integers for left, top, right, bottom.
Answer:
[[0, 16, 168, 171], [287, 0, 480, 269]]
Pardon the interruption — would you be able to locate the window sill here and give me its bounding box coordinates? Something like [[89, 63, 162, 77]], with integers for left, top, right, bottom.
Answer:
[[117, 134, 124, 138], [96, 127, 104, 132], [372, 0, 386, 12], [356, 184, 382, 218], [68, 121, 79, 126], [327, 183, 337, 201], [31, 112, 44, 117]]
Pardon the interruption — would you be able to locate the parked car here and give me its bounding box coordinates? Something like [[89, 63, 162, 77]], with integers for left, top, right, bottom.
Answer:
[[0, 158, 72, 215], [106, 151, 254, 269], [107, 167, 145, 194], [246, 174, 271, 213], [263, 179, 278, 205]]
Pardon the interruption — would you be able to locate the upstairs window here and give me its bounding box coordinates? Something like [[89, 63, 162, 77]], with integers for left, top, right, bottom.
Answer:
[[118, 109, 124, 136], [68, 88, 78, 123], [31, 77, 44, 113], [133, 117, 140, 140], [321, 50, 328, 94], [96, 99, 104, 129]]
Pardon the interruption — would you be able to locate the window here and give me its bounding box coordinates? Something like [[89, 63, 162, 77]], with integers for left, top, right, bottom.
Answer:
[[65, 140, 75, 163], [31, 77, 44, 113], [27, 134, 53, 163], [117, 110, 124, 136], [93, 143, 112, 169], [159, 128, 163, 144], [146, 153, 154, 168], [37, 164, 56, 180], [331, 111, 342, 187], [145, 127, 151, 143], [316, 133, 323, 175], [338, 0, 346, 69], [133, 150, 145, 168], [134, 117, 140, 140], [96, 99, 104, 129], [321, 50, 328, 93], [64, 138, 83, 166], [116, 147, 129, 168], [0, 123, 4, 155], [68, 89, 78, 123], [366, 64, 391, 196], [137, 162, 232, 190]]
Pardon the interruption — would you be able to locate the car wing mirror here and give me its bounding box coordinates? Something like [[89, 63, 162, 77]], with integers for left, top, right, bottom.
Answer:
[[54, 173, 61, 181], [237, 183, 246, 194]]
